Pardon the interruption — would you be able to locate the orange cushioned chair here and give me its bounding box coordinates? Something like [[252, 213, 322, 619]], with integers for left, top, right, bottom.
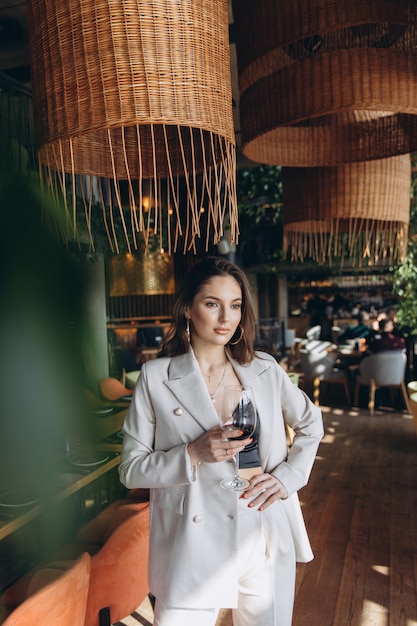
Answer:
[[98, 377, 133, 402], [1, 497, 150, 615], [75, 495, 150, 546], [2, 553, 90, 626], [84, 503, 150, 626], [16, 505, 151, 626]]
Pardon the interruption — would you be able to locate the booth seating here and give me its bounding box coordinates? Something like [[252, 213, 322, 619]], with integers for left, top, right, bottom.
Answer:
[[2, 553, 90, 626]]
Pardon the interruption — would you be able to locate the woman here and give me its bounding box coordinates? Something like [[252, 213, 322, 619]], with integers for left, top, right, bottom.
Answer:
[[368, 317, 406, 353], [119, 257, 323, 626]]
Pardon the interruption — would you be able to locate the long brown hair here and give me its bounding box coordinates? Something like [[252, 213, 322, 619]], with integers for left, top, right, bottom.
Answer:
[[159, 257, 255, 364]]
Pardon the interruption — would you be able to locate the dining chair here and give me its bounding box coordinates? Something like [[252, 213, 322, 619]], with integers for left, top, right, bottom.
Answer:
[[407, 382, 417, 435], [75, 497, 150, 546], [84, 504, 150, 626], [9, 505, 151, 626], [353, 351, 411, 415], [98, 377, 133, 402], [408, 392, 417, 435], [301, 339, 334, 352], [123, 369, 141, 389], [407, 380, 417, 395], [2, 553, 90, 626], [299, 348, 351, 406], [305, 325, 322, 341], [331, 325, 343, 343]]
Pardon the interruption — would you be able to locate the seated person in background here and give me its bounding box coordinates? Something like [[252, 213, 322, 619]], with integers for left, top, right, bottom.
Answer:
[[368, 318, 406, 353], [369, 309, 389, 336], [385, 306, 405, 338], [337, 310, 372, 344]]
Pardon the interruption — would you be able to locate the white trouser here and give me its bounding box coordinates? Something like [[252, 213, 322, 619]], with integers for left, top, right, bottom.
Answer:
[[153, 496, 296, 626]]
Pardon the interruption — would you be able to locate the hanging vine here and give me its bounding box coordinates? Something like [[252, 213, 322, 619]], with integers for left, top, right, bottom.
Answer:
[[237, 164, 284, 268]]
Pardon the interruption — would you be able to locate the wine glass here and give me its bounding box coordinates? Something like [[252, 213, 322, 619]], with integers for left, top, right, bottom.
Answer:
[[218, 385, 257, 491]]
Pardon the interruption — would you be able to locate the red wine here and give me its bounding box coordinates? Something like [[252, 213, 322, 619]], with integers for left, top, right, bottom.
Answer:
[[230, 424, 254, 440]]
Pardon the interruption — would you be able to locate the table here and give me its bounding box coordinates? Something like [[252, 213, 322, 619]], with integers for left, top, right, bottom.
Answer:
[[91, 406, 127, 440], [0, 407, 127, 543], [0, 445, 123, 542]]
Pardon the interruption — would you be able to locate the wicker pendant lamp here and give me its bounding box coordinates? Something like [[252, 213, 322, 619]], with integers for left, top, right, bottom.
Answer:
[[232, 0, 417, 166], [282, 155, 411, 265], [26, 0, 237, 253]]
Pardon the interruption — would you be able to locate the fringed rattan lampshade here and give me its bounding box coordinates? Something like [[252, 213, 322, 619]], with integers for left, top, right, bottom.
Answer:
[[26, 0, 237, 253], [282, 155, 411, 265], [232, 0, 417, 166]]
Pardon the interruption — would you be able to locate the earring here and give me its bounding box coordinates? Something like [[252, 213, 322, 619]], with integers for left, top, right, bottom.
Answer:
[[185, 319, 190, 341], [229, 325, 243, 345]]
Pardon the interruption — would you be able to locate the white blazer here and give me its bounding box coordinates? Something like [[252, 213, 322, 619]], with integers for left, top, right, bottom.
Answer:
[[119, 350, 323, 608]]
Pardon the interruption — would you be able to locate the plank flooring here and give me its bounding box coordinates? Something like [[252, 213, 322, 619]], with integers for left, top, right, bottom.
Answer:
[[293, 401, 417, 626], [123, 399, 417, 626]]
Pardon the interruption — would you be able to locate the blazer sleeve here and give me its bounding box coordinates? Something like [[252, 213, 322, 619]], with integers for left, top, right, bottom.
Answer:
[[270, 364, 324, 497], [118, 362, 194, 489]]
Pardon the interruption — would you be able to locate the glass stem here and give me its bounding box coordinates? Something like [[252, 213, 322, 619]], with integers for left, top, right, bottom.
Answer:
[[232, 451, 240, 480]]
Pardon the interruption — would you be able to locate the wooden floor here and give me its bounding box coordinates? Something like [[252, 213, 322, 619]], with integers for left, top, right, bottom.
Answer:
[[130, 394, 417, 626], [293, 399, 417, 626]]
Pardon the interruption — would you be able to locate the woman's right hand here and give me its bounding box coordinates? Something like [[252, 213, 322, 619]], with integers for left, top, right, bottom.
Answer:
[[187, 425, 252, 466]]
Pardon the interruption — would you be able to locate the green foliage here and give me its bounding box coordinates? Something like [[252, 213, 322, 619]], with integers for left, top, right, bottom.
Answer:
[[0, 151, 91, 501], [237, 165, 284, 267], [70, 197, 164, 257], [392, 153, 417, 337], [392, 239, 417, 337], [238, 165, 283, 220]]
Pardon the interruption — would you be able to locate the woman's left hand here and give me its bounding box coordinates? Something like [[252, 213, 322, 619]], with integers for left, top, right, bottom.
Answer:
[[241, 474, 288, 511]]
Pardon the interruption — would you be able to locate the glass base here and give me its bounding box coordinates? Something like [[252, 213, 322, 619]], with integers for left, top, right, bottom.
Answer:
[[220, 476, 250, 491]]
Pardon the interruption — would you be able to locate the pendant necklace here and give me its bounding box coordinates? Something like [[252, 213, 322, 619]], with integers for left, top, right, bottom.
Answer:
[[201, 360, 228, 403]]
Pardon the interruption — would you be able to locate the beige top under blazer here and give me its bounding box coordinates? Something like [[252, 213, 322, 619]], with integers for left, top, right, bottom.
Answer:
[[119, 350, 323, 608]]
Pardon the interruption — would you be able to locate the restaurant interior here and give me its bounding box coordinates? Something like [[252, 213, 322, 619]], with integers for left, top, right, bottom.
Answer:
[[0, 1, 417, 625]]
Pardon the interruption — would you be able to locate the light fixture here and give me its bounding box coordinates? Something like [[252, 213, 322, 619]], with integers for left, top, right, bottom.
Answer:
[[282, 155, 411, 265], [233, 0, 417, 166], [26, 0, 237, 254]]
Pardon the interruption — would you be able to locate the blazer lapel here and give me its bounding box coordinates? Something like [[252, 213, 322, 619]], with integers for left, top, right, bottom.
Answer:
[[164, 351, 220, 432], [163, 351, 273, 433], [229, 354, 272, 386]]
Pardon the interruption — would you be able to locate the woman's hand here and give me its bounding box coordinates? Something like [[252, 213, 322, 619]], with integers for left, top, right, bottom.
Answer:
[[241, 474, 288, 511], [187, 426, 252, 466]]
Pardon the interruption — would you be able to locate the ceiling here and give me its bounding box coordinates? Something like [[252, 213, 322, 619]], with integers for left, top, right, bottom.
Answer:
[[0, 0, 30, 82]]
